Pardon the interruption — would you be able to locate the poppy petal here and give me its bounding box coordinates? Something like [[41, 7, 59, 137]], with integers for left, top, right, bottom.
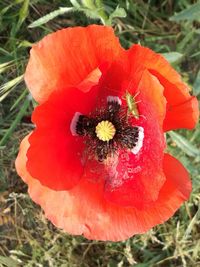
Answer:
[[27, 129, 85, 190], [27, 85, 99, 190], [103, 70, 166, 208], [127, 45, 199, 131], [16, 136, 191, 241], [149, 70, 199, 131], [163, 96, 199, 131], [25, 25, 124, 103], [77, 67, 102, 93]]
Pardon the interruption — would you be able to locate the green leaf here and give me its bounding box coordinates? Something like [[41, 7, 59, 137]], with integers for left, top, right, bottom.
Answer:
[[161, 52, 183, 64], [168, 131, 200, 157], [193, 69, 200, 96], [108, 6, 127, 25], [79, 7, 102, 20], [28, 7, 76, 28], [0, 256, 19, 267], [82, 0, 96, 10], [170, 2, 200, 22], [80, 0, 109, 25], [18, 40, 33, 48]]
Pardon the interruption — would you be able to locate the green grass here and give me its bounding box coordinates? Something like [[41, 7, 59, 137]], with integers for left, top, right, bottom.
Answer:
[[0, 0, 200, 266]]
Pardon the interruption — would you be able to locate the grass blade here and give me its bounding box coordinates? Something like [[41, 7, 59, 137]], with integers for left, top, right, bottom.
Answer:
[[18, 0, 30, 28], [0, 75, 24, 102], [0, 61, 14, 74], [168, 131, 200, 157], [28, 7, 76, 28], [183, 204, 200, 240], [193, 69, 200, 96], [0, 97, 30, 146], [10, 89, 27, 111]]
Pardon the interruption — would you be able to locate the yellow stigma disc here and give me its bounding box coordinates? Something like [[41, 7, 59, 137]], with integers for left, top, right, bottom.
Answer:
[[95, 120, 116, 142]]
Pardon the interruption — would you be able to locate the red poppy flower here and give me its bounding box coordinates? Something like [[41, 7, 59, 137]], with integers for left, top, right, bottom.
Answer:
[[16, 25, 199, 241]]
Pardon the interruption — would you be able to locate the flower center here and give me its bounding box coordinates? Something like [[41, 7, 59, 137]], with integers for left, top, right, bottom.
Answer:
[[70, 96, 144, 161], [95, 120, 116, 142]]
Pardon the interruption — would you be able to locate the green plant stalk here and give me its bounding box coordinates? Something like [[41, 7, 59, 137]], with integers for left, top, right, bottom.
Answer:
[[0, 97, 30, 146]]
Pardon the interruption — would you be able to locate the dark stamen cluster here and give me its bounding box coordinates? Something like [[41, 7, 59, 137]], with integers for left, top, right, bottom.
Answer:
[[75, 98, 140, 161]]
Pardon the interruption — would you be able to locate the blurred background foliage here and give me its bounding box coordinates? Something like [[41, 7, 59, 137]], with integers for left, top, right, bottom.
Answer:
[[0, 0, 200, 266]]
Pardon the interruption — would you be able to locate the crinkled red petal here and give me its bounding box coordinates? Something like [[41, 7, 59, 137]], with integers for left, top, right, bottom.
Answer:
[[25, 25, 124, 103], [127, 45, 199, 131], [27, 85, 99, 190], [16, 135, 191, 241], [103, 70, 166, 208], [164, 96, 199, 131]]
